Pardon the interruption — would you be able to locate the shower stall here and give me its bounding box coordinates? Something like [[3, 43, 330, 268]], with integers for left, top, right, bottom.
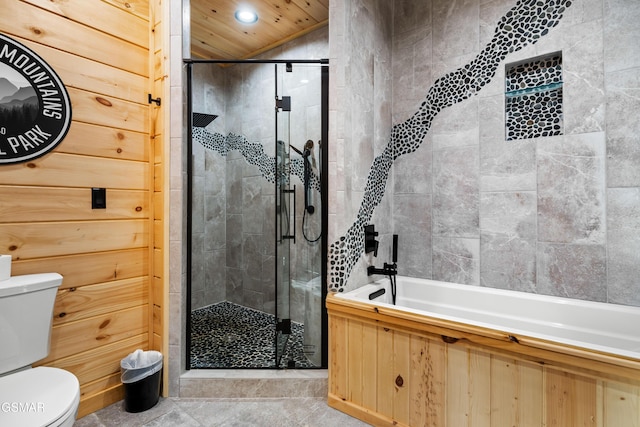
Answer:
[[185, 59, 328, 369]]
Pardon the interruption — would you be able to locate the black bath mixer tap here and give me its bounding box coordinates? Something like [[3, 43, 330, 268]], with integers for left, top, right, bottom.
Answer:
[[366, 233, 399, 304], [366, 231, 398, 275], [366, 262, 397, 277]]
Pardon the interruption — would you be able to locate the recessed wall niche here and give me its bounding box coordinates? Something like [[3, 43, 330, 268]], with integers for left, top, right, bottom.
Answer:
[[505, 52, 563, 141]]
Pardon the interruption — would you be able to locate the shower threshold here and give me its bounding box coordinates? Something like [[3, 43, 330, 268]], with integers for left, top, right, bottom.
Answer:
[[179, 368, 328, 398]]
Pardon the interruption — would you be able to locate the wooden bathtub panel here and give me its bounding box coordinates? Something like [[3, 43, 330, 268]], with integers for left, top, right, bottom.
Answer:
[[603, 381, 640, 427], [469, 349, 491, 427], [347, 321, 363, 404], [409, 334, 429, 427], [490, 355, 544, 427], [327, 295, 640, 379], [490, 355, 514, 425], [327, 295, 640, 426], [426, 337, 446, 426], [328, 315, 347, 400], [518, 358, 544, 426], [393, 330, 411, 424], [447, 344, 470, 426], [376, 326, 395, 417], [442, 346, 492, 427], [545, 368, 598, 426], [361, 322, 378, 410]]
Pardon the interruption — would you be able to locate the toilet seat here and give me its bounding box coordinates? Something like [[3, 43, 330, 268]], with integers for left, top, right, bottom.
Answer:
[[0, 366, 80, 427]]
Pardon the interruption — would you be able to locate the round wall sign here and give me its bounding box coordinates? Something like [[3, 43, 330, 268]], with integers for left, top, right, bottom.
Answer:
[[0, 33, 72, 164]]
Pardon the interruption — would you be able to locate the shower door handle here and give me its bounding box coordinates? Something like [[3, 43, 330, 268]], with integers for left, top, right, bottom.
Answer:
[[282, 185, 296, 243]]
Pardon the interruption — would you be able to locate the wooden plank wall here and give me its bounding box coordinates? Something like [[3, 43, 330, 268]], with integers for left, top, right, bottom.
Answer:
[[0, 0, 165, 418], [329, 314, 640, 427], [149, 0, 166, 364]]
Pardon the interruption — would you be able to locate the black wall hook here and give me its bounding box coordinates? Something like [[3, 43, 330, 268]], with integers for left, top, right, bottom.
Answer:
[[148, 93, 161, 106]]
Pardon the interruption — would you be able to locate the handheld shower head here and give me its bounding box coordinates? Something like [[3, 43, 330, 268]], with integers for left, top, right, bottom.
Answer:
[[304, 139, 314, 151]]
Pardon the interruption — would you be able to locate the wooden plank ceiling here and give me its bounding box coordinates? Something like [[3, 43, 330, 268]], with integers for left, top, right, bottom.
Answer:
[[190, 0, 329, 59]]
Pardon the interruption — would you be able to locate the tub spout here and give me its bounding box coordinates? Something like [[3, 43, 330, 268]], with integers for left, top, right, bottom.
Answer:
[[367, 262, 397, 305], [367, 263, 397, 277]]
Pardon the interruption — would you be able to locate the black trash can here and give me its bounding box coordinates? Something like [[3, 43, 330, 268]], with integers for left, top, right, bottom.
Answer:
[[120, 349, 163, 413]]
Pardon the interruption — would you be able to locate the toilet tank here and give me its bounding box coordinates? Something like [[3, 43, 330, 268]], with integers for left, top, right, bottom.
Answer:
[[0, 273, 63, 375]]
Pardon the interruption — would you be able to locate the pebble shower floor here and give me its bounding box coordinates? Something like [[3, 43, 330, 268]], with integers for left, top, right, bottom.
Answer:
[[190, 301, 314, 369]]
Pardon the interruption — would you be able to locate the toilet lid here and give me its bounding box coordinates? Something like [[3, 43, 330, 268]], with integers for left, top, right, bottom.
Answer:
[[0, 366, 79, 427]]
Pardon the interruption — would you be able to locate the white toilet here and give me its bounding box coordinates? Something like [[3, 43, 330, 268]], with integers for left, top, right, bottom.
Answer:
[[0, 273, 81, 427]]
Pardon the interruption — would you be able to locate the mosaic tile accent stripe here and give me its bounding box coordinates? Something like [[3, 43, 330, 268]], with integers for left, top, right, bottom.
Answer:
[[328, 0, 573, 292], [193, 127, 321, 192]]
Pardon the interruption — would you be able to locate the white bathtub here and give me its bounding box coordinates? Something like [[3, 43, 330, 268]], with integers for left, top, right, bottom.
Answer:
[[335, 276, 640, 360]]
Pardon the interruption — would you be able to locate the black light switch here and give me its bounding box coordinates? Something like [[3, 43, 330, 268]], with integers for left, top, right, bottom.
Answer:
[[92, 188, 106, 209]]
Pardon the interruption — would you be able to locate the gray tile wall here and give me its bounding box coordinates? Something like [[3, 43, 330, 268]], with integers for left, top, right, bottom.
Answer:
[[190, 65, 227, 310], [328, 0, 394, 290], [389, 0, 640, 306]]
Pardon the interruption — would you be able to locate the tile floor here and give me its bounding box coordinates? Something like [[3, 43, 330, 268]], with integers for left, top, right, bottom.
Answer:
[[190, 302, 313, 369], [74, 397, 371, 426]]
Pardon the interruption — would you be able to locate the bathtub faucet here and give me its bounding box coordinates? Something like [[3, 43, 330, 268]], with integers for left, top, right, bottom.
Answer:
[[366, 262, 397, 277], [367, 234, 398, 304]]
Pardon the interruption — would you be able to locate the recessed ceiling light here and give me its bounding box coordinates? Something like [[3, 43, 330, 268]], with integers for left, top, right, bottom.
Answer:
[[235, 8, 258, 24]]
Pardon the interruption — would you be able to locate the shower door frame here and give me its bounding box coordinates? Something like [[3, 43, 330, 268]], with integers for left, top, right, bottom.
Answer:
[[184, 58, 329, 370]]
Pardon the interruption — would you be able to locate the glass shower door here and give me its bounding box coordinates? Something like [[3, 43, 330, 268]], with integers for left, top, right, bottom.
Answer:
[[274, 62, 324, 368]]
